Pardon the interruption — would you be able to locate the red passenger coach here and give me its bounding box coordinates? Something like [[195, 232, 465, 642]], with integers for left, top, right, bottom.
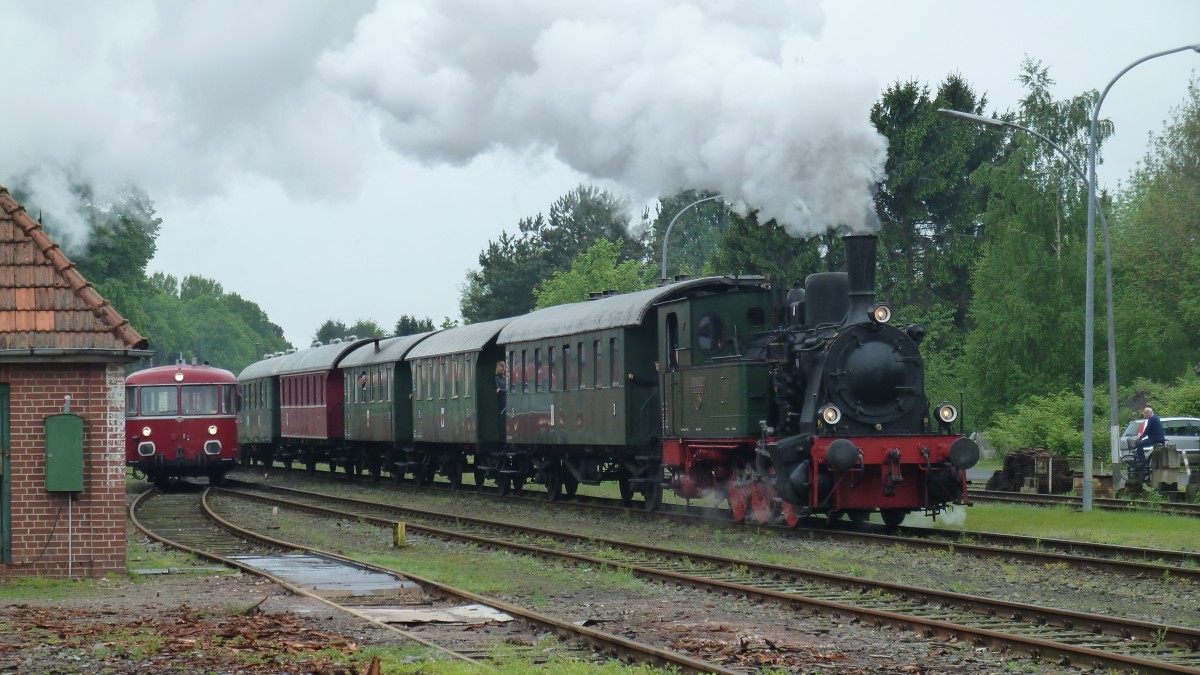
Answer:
[[125, 362, 240, 486]]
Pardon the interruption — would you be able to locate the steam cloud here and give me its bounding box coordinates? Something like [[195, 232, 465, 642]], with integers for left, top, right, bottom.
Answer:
[[319, 1, 888, 234], [0, 1, 887, 240]]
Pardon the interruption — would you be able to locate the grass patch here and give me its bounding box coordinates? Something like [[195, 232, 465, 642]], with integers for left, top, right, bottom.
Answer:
[[0, 576, 103, 601], [126, 535, 212, 572], [929, 502, 1200, 552]]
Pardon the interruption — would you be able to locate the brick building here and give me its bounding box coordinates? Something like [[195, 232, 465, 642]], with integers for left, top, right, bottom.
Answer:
[[0, 187, 149, 580]]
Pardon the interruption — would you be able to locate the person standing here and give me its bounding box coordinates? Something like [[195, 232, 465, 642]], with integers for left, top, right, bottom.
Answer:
[[494, 360, 508, 415], [1135, 406, 1166, 464]]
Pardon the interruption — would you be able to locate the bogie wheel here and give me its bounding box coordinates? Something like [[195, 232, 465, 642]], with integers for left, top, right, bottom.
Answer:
[[449, 463, 464, 491], [472, 467, 486, 490], [642, 481, 662, 512], [881, 509, 907, 529], [563, 474, 579, 497], [618, 477, 634, 506], [546, 467, 563, 501], [826, 510, 846, 526], [728, 484, 749, 523], [848, 510, 871, 525], [498, 475, 512, 495]]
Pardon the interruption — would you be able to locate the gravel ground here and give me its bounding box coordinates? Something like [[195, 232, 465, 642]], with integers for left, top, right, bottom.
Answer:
[[3, 468, 1191, 673]]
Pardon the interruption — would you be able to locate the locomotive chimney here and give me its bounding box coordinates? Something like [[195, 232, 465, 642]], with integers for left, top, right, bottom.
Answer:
[[843, 234, 877, 323]]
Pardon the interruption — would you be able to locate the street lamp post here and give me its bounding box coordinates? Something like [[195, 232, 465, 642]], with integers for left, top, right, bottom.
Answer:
[[937, 108, 1118, 510], [1084, 45, 1200, 510], [661, 194, 723, 282]]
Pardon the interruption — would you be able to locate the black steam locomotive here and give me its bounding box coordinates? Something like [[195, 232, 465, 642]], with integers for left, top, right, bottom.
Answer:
[[238, 233, 977, 528]]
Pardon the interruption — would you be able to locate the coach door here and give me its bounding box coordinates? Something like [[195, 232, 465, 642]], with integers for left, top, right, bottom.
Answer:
[[0, 384, 10, 563]]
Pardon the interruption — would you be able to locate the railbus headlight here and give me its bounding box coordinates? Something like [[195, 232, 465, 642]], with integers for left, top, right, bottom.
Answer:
[[937, 403, 958, 424], [141, 426, 152, 437], [208, 425, 218, 435], [174, 371, 184, 382], [871, 304, 892, 324], [820, 405, 842, 425]]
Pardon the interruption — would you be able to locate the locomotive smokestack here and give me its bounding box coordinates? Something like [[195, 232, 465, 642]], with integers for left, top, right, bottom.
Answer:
[[843, 234, 877, 323]]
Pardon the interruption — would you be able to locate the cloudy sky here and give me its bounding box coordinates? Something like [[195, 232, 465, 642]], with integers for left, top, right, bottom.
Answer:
[[1, 1, 1196, 348]]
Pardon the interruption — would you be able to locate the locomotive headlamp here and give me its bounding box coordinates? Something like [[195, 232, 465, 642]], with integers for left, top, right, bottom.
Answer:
[[871, 304, 892, 324], [174, 372, 185, 382], [937, 403, 959, 424], [141, 426, 152, 437], [820, 405, 842, 425], [208, 425, 218, 435]]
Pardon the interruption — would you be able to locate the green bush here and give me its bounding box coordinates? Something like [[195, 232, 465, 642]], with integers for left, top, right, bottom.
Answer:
[[987, 390, 1100, 459]]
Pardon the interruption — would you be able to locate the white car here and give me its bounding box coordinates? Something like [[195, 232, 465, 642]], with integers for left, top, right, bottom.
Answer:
[[1119, 416, 1200, 464]]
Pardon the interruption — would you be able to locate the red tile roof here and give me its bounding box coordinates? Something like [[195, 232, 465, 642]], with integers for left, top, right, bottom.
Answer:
[[0, 187, 148, 351]]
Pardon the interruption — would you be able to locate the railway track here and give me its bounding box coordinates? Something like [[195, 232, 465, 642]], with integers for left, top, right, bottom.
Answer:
[[232, 465, 1200, 583], [130, 485, 739, 674], [217, 478, 1200, 673], [968, 487, 1200, 518]]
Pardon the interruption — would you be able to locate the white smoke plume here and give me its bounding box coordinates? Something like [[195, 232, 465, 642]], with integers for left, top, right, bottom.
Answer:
[[0, 0, 886, 242], [318, 1, 888, 234]]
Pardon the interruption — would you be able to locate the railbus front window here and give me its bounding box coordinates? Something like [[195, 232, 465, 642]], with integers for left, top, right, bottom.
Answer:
[[182, 385, 219, 415], [141, 386, 178, 416]]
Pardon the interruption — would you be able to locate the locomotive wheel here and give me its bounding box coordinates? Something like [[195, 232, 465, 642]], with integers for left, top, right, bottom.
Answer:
[[848, 510, 870, 525], [880, 509, 907, 529], [618, 477, 634, 506], [728, 484, 749, 523], [781, 502, 802, 528], [749, 482, 773, 524], [826, 510, 845, 525]]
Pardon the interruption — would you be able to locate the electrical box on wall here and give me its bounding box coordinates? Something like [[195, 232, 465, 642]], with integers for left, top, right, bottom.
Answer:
[[44, 413, 84, 492]]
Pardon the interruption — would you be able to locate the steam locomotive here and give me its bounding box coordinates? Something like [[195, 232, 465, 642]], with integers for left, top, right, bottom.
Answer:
[[237, 233, 977, 527]]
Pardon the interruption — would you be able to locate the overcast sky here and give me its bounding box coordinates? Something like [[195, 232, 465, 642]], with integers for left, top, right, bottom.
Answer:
[[1, 1, 1196, 349]]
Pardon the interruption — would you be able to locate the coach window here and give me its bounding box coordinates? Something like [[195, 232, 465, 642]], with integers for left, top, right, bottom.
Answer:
[[451, 357, 459, 399], [562, 344, 573, 391], [464, 356, 472, 398], [609, 337, 619, 387], [548, 346, 556, 392], [515, 349, 524, 394], [576, 341, 585, 389], [592, 340, 602, 388], [125, 387, 137, 415], [535, 348, 543, 392], [507, 351, 515, 392]]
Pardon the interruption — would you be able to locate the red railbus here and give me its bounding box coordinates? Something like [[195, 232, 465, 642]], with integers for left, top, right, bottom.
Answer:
[[125, 362, 239, 486]]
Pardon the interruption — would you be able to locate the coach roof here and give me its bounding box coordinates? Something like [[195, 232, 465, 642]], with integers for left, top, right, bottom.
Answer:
[[498, 276, 766, 344], [341, 331, 437, 367], [239, 338, 375, 380], [406, 318, 511, 360]]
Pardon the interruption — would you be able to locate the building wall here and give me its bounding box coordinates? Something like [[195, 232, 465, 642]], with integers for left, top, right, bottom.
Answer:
[[0, 362, 127, 579]]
